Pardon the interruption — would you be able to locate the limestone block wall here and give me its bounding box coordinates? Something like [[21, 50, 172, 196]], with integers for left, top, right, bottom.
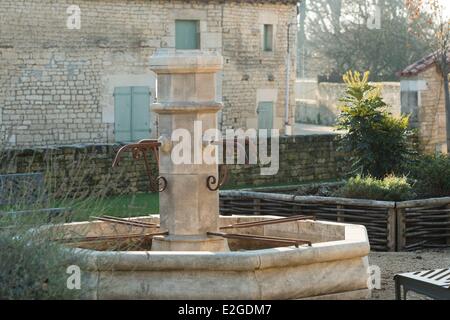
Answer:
[[295, 79, 401, 125], [0, 144, 154, 197], [227, 134, 347, 186], [221, 2, 297, 131], [0, 135, 346, 197], [0, 0, 297, 147], [295, 78, 317, 101], [407, 67, 448, 153]]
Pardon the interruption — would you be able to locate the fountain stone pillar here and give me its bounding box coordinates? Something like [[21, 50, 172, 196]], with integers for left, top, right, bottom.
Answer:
[[149, 49, 229, 252]]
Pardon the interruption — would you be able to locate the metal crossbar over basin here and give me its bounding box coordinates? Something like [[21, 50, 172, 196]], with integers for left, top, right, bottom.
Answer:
[[91, 215, 158, 228], [79, 214, 315, 248], [220, 214, 315, 230], [207, 231, 311, 248], [54, 231, 169, 244]]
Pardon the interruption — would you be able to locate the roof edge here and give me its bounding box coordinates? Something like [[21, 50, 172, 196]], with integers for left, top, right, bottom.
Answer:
[[398, 50, 450, 77]]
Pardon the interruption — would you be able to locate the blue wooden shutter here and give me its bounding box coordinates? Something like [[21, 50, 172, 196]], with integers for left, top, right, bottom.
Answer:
[[131, 86, 151, 141], [114, 87, 132, 142], [175, 20, 200, 50], [257, 102, 274, 130]]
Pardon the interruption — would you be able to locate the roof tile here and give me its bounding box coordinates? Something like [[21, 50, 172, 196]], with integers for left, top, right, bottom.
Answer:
[[398, 50, 450, 77]]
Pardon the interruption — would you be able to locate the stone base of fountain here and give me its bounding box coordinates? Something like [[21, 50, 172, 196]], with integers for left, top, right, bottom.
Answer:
[[152, 235, 229, 251], [48, 215, 371, 300]]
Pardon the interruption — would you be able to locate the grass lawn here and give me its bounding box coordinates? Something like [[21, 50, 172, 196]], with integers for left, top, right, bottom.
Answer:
[[0, 193, 159, 226], [65, 193, 159, 222], [1, 179, 340, 225], [61, 179, 340, 222]]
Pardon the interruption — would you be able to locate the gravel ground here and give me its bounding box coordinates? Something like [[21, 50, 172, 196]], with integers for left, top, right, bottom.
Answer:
[[368, 249, 450, 300]]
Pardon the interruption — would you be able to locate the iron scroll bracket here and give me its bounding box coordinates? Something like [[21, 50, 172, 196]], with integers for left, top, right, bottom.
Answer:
[[112, 139, 167, 193], [205, 137, 255, 191], [206, 164, 228, 191]]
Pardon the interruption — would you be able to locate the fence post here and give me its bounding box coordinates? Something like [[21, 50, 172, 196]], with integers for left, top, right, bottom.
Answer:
[[396, 208, 406, 251], [447, 204, 450, 246], [253, 199, 261, 216], [387, 208, 396, 252], [336, 205, 344, 222], [219, 198, 224, 215]]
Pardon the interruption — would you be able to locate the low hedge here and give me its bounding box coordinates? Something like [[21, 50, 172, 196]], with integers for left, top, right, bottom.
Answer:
[[408, 153, 450, 198], [334, 175, 415, 201]]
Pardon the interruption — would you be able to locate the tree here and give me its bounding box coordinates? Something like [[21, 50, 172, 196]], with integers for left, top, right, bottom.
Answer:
[[337, 71, 412, 177], [406, 0, 450, 154], [303, 0, 432, 81]]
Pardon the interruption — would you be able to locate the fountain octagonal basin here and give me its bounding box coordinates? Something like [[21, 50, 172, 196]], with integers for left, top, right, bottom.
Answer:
[[52, 215, 371, 300]]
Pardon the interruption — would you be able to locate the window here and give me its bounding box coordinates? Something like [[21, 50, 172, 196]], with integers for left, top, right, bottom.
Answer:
[[263, 24, 273, 52], [401, 91, 418, 110], [401, 91, 419, 114], [114, 87, 151, 142], [175, 20, 200, 50], [257, 101, 274, 130], [401, 91, 419, 125]]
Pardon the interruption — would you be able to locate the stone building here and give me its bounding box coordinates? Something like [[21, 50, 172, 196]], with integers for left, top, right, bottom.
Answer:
[[0, 0, 298, 147], [399, 51, 449, 154]]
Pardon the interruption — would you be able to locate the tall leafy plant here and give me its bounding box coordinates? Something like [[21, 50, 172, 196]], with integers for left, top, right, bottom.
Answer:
[[337, 71, 412, 178]]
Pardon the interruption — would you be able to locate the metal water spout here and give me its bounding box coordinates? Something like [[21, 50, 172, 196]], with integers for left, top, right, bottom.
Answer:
[[112, 139, 167, 193]]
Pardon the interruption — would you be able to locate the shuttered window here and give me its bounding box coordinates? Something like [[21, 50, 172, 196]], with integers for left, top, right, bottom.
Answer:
[[175, 20, 200, 50], [114, 87, 151, 142], [257, 101, 274, 130]]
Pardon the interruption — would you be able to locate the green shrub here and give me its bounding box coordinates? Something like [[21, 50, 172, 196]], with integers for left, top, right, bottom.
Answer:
[[0, 224, 82, 300], [409, 153, 450, 198], [335, 174, 415, 201], [0, 141, 138, 299], [337, 71, 413, 178], [0, 204, 94, 300]]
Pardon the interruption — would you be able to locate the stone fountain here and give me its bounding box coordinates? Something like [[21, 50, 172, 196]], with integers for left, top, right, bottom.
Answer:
[[149, 49, 228, 252], [46, 49, 372, 300]]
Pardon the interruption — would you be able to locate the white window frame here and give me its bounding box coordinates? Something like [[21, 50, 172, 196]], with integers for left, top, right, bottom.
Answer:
[[167, 9, 207, 50], [259, 12, 278, 54]]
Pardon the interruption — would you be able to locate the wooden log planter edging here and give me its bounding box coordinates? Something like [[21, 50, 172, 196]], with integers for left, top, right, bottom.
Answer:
[[396, 197, 450, 251], [219, 191, 450, 252]]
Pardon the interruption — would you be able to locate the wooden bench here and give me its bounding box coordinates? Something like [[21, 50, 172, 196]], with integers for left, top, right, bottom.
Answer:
[[394, 268, 450, 300], [0, 172, 72, 222]]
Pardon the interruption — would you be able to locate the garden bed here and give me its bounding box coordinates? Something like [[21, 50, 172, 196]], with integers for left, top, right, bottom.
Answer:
[[219, 190, 450, 252], [219, 72, 450, 252]]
